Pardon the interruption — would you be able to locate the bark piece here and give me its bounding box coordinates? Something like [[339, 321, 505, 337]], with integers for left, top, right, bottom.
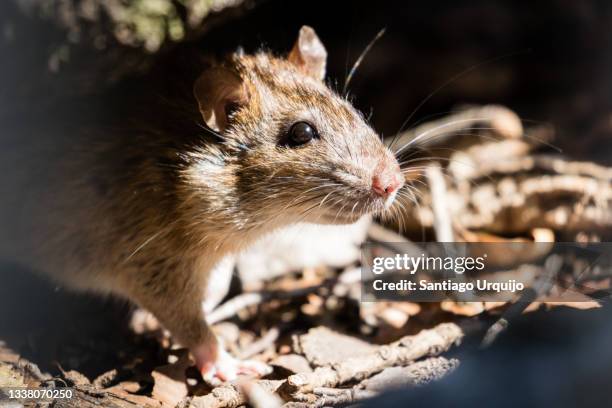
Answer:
[[281, 323, 463, 396], [238, 327, 280, 360], [305, 388, 376, 407], [270, 354, 312, 375], [182, 380, 283, 408], [280, 357, 459, 406], [297, 327, 377, 367], [92, 368, 120, 388]]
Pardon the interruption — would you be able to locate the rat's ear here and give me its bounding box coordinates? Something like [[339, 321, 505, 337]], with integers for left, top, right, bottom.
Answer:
[[193, 67, 249, 132], [288, 25, 327, 81]]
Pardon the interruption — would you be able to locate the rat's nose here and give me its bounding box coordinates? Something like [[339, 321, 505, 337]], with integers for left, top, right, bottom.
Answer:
[[372, 171, 403, 198]]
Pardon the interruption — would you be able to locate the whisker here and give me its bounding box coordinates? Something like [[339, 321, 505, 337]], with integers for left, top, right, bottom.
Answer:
[[395, 127, 520, 152], [281, 183, 342, 211], [388, 50, 530, 151], [396, 187, 427, 241], [394, 118, 497, 155], [318, 190, 336, 209], [343, 27, 387, 96], [332, 199, 352, 224], [124, 230, 164, 263], [402, 163, 491, 190]]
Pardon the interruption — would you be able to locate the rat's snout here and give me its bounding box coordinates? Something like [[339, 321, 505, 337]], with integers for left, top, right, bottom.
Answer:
[[371, 162, 404, 199]]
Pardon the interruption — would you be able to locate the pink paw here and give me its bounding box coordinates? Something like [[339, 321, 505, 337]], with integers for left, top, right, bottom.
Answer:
[[193, 343, 272, 383]]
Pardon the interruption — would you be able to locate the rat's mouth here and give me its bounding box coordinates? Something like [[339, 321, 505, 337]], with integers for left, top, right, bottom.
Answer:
[[294, 177, 403, 225]]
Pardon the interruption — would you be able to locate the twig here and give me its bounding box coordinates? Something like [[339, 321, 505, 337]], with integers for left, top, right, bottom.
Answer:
[[367, 222, 412, 243], [238, 327, 281, 360], [182, 380, 283, 408], [481, 255, 563, 348], [280, 323, 463, 397], [426, 163, 454, 242], [17, 359, 51, 382], [310, 388, 375, 407], [357, 356, 459, 392], [367, 223, 425, 257], [208, 293, 264, 324], [208, 279, 337, 324]]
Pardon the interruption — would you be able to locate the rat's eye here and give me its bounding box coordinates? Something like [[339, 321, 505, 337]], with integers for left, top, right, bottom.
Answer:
[[285, 122, 318, 147]]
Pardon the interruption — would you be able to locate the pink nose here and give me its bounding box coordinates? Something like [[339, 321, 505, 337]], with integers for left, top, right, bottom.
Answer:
[[372, 172, 403, 197]]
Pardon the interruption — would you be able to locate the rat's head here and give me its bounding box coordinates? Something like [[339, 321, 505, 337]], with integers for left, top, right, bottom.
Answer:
[[192, 26, 404, 227]]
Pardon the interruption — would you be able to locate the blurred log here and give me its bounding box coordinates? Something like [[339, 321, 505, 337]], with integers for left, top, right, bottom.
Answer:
[[393, 105, 612, 239]]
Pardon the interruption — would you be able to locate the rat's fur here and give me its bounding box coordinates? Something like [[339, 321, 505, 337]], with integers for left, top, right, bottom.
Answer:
[[0, 26, 404, 374]]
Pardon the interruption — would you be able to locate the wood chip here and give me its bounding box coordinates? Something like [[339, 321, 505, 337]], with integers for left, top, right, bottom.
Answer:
[[296, 327, 377, 367]]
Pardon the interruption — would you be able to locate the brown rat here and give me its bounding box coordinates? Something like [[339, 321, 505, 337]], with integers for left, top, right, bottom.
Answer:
[[0, 26, 404, 380]]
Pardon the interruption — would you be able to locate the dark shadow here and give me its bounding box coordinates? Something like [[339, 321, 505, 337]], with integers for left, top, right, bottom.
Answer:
[[363, 303, 612, 408], [0, 261, 163, 379]]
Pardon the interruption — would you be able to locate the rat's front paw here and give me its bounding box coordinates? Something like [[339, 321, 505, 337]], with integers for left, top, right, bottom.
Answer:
[[193, 343, 272, 383]]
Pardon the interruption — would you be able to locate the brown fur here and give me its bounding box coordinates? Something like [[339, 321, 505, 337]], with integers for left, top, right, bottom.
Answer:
[[0, 28, 403, 363]]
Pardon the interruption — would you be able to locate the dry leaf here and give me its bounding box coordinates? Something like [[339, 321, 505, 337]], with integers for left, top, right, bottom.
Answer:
[[151, 349, 191, 407]]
